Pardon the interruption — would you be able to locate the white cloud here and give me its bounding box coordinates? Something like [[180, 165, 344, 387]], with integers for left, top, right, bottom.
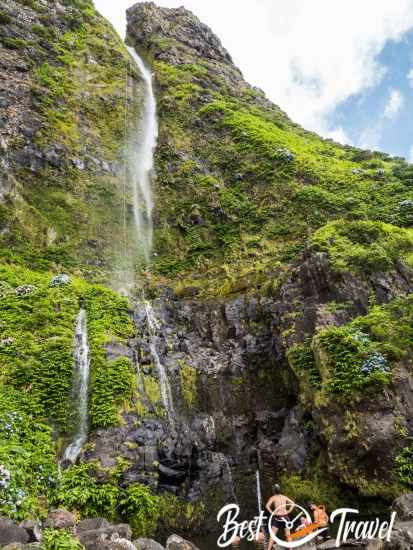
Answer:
[[409, 145, 413, 163], [94, 0, 413, 144], [359, 88, 404, 149], [408, 68, 413, 87], [384, 89, 404, 118], [324, 127, 352, 145]]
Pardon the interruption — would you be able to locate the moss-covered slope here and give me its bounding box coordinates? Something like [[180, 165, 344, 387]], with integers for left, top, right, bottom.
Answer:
[[0, 0, 143, 282], [126, 3, 413, 298]]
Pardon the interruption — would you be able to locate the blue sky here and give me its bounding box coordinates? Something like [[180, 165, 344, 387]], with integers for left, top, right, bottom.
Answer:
[[329, 28, 413, 160], [95, 0, 413, 161]]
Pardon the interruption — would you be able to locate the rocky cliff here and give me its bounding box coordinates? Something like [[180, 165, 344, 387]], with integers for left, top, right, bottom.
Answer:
[[0, 0, 412, 542], [0, 0, 145, 282], [124, 0, 413, 515]]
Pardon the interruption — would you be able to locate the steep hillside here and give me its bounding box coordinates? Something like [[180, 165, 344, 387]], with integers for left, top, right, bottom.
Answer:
[[127, 3, 413, 298], [0, 0, 412, 542], [126, 1, 413, 509], [0, 0, 144, 282]]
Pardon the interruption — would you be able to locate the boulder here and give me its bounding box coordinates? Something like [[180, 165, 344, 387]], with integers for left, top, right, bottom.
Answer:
[[45, 509, 76, 530], [19, 520, 41, 542], [392, 493, 413, 521], [133, 539, 165, 550], [367, 521, 413, 549], [78, 524, 133, 549], [166, 535, 200, 550], [76, 518, 110, 534], [0, 517, 29, 545]]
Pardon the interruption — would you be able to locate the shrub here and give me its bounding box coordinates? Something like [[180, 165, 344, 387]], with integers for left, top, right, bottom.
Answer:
[[315, 326, 391, 400], [287, 341, 321, 389], [0, 389, 57, 521], [42, 529, 85, 550], [53, 463, 120, 520], [395, 441, 413, 487], [280, 474, 342, 511], [120, 484, 159, 536], [90, 357, 135, 428], [311, 220, 413, 273]]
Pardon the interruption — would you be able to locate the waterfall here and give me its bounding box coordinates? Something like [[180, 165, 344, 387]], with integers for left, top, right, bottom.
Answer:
[[255, 469, 267, 546], [143, 300, 175, 426], [218, 454, 238, 504], [256, 469, 263, 514], [125, 49, 175, 426], [126, 46, 158, 265], [63, 308, 90, 464]]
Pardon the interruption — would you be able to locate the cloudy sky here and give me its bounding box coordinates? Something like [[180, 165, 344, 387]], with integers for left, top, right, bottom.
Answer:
[[94, 0, 413, 160]]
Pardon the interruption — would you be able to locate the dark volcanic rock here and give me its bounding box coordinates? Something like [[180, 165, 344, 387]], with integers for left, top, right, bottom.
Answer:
[[76, 518, 111, 534], [392, 493, 413, 521], [77, 524, 133, 549], [127, 2, 236, 68], [0, 517, 29, 545]]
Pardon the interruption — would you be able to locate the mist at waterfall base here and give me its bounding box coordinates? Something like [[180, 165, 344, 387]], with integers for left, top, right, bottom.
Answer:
[[62, 308, 90, 464]]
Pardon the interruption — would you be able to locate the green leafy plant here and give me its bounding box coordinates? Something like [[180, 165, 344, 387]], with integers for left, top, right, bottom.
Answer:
[[42, 528, 85, 550], [119, 484, 159, 536], [53, 463, 120, 521], [395, 440, 413, 487]]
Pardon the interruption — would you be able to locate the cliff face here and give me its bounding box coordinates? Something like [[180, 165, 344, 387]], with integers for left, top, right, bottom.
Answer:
[[124, 0, 413, 514], [0, 0, 412, 538], [0, 0, 144, 281]]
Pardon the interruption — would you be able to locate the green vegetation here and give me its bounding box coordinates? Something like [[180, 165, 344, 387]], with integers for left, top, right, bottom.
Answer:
[[287, 340, 321, 390], [0, 263, 134, 519], [120, 484, 159, 536], [0, 12, 11, 25], [290, 294, 413, 403], [42, 529, 85, 550], [0, 0, 141, 281], [150, 60, 413, 297], [315, 326, 391, 400], [54, 463, 205, 537], [54, 462, 121, 521], [0, 389, 57, 521], [395, 440, 413, 487], [311, 220, 413, 274], [90, 357, 135, 428], [280, 473, 343, 511], [180, 362, 198, 409]]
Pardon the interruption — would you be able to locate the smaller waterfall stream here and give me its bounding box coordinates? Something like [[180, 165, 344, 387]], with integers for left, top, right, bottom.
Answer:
[[219, 454, 238, 504], [63, 309, 90, 464], [143, 301, 175, 426], [256, 469, 263, 514]]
